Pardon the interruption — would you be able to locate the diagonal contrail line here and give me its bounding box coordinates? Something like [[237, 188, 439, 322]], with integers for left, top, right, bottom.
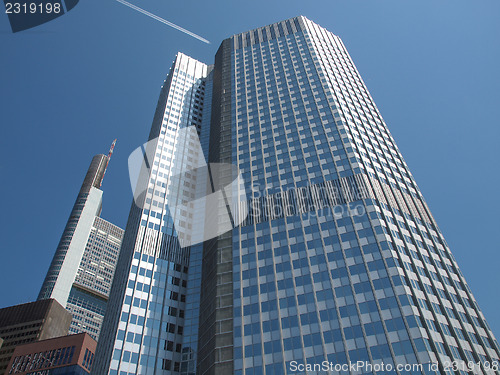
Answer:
[[114, 0, 210, 44]]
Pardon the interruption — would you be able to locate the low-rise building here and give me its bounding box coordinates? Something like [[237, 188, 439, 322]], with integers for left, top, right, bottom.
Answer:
[[0, 299, 71, 375], [5, 333, 96, 375]]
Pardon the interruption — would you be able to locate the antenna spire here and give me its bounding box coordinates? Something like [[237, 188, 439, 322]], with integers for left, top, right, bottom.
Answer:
[[100, 139, 117, 188]]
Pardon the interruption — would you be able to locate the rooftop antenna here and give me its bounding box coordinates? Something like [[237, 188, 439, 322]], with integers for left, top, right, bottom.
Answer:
[[100, 139, 117, 188]]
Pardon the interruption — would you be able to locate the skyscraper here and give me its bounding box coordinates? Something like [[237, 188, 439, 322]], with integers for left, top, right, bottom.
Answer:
[[94, 53, 210, 375], [94, 17, 500, 375], [38, 147, 124, 341]]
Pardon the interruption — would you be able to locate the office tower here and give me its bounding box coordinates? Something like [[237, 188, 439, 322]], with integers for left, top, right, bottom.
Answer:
[[0, 299, 72, 375], [38, 147, 124, 340], [6, 332, 96, 375], [93, 53, 209, 375], [94, 17, 500, 375]]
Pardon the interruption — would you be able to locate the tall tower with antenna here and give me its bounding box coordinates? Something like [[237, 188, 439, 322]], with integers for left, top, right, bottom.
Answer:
[[38, 141, 125, 341]]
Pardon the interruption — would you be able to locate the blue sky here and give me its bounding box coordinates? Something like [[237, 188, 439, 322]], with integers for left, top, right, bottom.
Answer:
[[1, 0, 499, 335]]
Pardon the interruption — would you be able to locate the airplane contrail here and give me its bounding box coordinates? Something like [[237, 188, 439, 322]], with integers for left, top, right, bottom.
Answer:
[[114, 0, 210, 44]]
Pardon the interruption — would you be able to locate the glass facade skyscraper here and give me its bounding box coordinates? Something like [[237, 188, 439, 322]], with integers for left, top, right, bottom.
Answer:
[[94, 17, 500, 375], [93, 53, 209, 375], [38, 152, 124, 340]]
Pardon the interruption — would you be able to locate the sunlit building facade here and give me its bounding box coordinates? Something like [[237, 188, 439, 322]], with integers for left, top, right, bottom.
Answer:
[[93, 53, 209, 375], [38, 152, 124, 340], [94, 17, 500, 375]]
